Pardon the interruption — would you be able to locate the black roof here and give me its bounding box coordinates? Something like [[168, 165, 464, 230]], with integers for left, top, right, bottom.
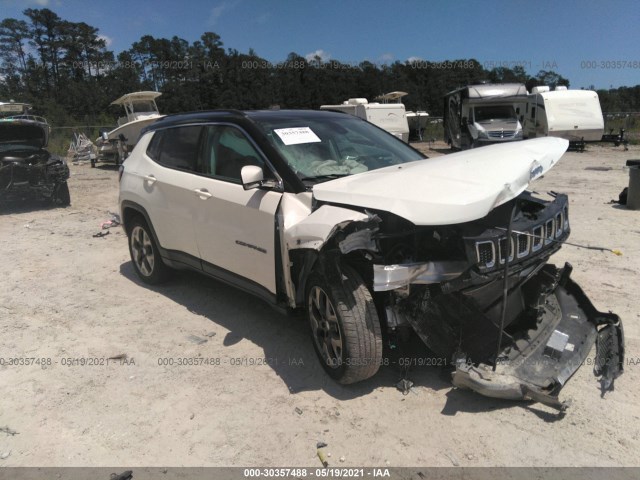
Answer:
[[138, 109, 370, 194], [142, 109, 351, 133]]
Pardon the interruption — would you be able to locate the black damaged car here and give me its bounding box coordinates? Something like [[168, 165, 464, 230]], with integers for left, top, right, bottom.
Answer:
[[0, 116, 70, 206]]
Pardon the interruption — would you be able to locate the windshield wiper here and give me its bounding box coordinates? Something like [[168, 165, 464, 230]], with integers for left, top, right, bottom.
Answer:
[[299, 173, 350, 182]]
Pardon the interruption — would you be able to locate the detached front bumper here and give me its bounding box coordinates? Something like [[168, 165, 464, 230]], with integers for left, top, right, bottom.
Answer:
[[452, 265, 624, 410]]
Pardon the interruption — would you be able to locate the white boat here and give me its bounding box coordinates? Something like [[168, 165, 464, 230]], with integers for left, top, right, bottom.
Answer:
[[374, 91, 409, 103], [95, 91, 163, 166]]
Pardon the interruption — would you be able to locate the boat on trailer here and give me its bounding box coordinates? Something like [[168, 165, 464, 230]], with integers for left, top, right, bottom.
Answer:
[[94, 91, 163, 167]]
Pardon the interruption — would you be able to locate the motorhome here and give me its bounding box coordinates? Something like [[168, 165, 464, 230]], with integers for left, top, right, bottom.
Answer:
[[320, 95, 410, 142], [443, 83, 527, 149], [522, 86, 604, 149]]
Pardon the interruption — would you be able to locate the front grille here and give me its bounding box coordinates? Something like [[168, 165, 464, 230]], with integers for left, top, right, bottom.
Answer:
[[498, 236, 515, 263], [516, 233, 530, 258], [532, 226, 543, 252], [471, 197, 570, 270], [544, 219, 555, 244], [476, 241, 495, 268], [555, 212, 564, 237], [488, 130, 516, 139]]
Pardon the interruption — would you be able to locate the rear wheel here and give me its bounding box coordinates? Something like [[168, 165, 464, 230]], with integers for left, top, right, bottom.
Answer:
[[306, 265, 383, 384], [127, 216, 170, 284]]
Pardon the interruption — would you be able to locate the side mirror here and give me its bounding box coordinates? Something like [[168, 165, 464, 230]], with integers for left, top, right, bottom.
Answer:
[[241, 165, 264, 190], [101, 131, 109, 141]]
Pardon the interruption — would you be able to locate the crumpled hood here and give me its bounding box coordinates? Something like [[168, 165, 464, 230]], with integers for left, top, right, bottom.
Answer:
[[312, 137, 569, 226]]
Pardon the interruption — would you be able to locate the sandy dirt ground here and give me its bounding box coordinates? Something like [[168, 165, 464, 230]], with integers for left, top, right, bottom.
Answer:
[[0, 142, 639, 468]]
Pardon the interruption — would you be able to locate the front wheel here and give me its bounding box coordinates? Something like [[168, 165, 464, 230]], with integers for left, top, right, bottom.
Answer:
[[306, 265, 383, 384], [53, 182, 70, 206]]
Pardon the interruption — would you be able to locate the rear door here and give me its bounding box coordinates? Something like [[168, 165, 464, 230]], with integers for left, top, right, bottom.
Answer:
[[140, 125, 204, 261], [192, 124, 283, 295]]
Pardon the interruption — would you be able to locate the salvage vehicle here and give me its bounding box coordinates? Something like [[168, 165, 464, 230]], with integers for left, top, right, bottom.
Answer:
[[118, 110, 623, 409], [0, 115, 70, 205]]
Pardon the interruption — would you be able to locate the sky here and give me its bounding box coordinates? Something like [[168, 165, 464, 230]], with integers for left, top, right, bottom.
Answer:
[[1, 0, 639, 90]]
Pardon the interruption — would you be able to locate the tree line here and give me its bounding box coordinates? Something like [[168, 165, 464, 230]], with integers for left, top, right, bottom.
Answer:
[[1, 8, 638, 131]]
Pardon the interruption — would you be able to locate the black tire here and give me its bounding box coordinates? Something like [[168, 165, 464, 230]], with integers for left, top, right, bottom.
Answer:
[[306, 265, 383, 384], [53, 182, 71, 206], [127, 216, 170, 284]]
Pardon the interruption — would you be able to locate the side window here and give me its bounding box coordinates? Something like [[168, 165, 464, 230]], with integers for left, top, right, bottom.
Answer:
[[202, 125, 266, 182], [154, 126, 202, 171], [146, 131, 162, 161]]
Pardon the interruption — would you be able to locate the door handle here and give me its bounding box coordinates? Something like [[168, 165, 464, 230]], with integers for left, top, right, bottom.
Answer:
[[143, 174, 157, 184], [194, 188, 212, 199]]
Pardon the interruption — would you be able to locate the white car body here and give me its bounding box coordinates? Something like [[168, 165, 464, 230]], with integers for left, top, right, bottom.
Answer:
[[118, 110, 623, 406]]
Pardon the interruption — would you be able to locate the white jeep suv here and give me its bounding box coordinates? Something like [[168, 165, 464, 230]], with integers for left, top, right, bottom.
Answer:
[[119, 109, 623, 408]]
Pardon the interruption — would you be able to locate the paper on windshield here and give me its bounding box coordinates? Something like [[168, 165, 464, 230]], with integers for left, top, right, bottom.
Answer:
[[274, 127, 321, 146]]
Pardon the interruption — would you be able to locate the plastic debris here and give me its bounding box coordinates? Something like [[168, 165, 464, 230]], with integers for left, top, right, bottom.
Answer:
[[445, 452, 460, 466], [317, 448, 328, 468], [109, 471, 133, 480], [0, 426, 18, 436], [186, 335, 208, 345], [395, 378, 414, 395], [101, 212, 122, 230]]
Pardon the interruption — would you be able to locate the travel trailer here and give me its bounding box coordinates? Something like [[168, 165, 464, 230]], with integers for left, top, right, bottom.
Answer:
[[522, 86, 604, 150], [405, 111, 430, 140], [443, 83, 527, 149], [320, 96, 410, 142]]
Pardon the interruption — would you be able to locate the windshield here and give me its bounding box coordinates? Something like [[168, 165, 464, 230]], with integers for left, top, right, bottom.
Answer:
[[253, 113, 425, 181], [131, 101, 158, 113], [473, 105, 516, 123]]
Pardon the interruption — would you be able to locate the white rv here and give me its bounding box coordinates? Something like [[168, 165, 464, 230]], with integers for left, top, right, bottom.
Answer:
[[320, 97, 410, 142], [523, 86, 604, 147], [443, 83, 527, 149]]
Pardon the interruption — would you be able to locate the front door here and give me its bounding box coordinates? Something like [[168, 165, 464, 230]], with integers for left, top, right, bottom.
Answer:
[[192, 124, 282, 294]]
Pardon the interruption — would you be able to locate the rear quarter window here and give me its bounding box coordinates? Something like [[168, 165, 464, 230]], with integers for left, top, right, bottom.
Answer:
[[146, 126, 203, 171], [146, 132, 162, 161]]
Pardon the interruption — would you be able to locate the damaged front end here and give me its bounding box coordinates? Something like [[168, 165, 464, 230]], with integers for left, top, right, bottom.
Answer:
[[0, 119, 69, 204], [450, 263, 624, 410], [363, 191, 624, 408], [0, 151, 70, 202]]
